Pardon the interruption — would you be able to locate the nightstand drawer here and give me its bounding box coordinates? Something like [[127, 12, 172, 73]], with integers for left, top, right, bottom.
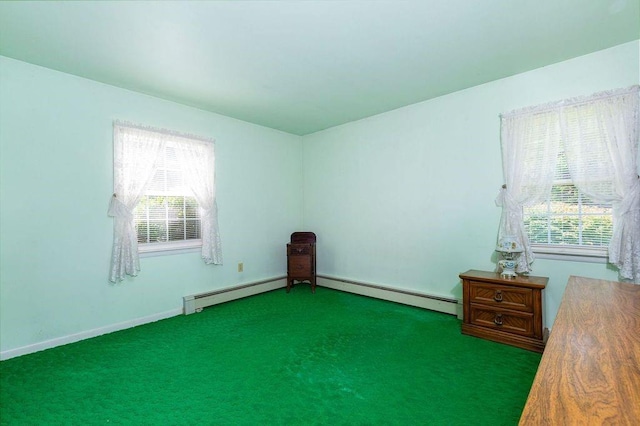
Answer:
[[469, 305, 534, 337], [288, 244, 312, 256], [468, 281, 533, 312]]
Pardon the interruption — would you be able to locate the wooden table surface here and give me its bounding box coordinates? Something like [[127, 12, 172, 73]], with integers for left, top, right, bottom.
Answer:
[[519, 275, 640, 425]]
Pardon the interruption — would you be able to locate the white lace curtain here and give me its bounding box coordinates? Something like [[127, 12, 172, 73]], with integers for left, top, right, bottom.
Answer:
[[497, 86, 640, 283], [175, 138, 223, 265], [108, 122, 222, 283]]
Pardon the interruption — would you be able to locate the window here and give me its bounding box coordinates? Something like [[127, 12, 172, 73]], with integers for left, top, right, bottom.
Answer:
[[134, 142, 202, 252], [498, 86, 639, 278], [523, 150, 613, 258], [108, 122, 222, 283]]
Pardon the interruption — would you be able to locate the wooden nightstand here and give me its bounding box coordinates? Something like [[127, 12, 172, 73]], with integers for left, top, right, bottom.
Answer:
[[460, 269, 548, 353]]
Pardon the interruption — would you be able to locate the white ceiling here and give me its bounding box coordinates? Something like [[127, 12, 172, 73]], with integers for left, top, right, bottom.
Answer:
[[1, 1, 638, 135]]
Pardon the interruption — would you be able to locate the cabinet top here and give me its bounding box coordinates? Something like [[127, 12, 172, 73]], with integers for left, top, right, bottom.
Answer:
[[460, 269, 548, 288], [291, 232, 316, 244], [519, 275, 640, 423]]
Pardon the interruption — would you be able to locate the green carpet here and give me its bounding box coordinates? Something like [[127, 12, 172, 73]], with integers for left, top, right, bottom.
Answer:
[[0, 286, 541, 425]]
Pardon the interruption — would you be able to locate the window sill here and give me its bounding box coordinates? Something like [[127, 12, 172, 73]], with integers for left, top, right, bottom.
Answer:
[[139, 240, 202, 258], [531, 245, 608, 264]]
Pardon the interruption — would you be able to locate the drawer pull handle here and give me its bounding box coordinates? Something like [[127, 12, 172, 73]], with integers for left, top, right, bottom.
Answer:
[[494, 314, 503, 326], [493, 290, 503, 302]]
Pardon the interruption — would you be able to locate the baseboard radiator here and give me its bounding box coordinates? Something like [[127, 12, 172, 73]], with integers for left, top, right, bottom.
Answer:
[[317, 275, 462, 318], [183, 274, 462, 319], [183, 276, 287, 315]]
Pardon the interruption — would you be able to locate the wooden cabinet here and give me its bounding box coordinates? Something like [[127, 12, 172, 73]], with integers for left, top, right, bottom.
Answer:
[[287, 232, 316, 293], [460, 269, 547, 352]]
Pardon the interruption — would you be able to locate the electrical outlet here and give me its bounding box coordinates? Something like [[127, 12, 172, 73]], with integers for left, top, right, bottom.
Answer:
[[238, 262, 244, 273]]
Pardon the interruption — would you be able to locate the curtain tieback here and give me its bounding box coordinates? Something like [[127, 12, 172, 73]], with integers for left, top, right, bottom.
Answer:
[[107, 194, 134, 221], [617, 180, 640, 216], [495, 186, 518, 209]]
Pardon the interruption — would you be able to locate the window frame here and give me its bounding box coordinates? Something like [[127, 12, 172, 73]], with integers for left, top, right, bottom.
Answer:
[[139, 239, 202, 257], [524, 184, 612, 263], [134, 140, 204, 255], [522, 144, 613, 263], [135, 194, 203, 249], [526, 203, 611, 262], [530, 244, 608, 263]]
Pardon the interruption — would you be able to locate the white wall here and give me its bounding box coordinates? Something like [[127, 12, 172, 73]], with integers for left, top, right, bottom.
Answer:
[[0, 56, 303, 356], [1, 41, 638, 358], [301, 41, 640, 327]]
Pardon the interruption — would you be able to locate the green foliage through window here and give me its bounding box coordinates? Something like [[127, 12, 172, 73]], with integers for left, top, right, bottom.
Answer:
[[523, 148, 612, 249], [135, 195, 201, 244], [524, 186, 612, 248]]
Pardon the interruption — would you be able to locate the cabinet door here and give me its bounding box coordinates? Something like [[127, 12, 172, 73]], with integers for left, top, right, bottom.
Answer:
[[289, 255, 311, 276]]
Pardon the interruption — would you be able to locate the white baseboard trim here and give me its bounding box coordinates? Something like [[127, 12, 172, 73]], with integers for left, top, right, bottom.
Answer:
[[317, 275, 459, 316], [183, 276, 287, 315], [0, 308, 182, 361]]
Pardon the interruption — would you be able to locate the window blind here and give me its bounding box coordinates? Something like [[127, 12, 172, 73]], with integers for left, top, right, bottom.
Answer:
[[524, 149, 613, 248], [134, 142, 202, 244]]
